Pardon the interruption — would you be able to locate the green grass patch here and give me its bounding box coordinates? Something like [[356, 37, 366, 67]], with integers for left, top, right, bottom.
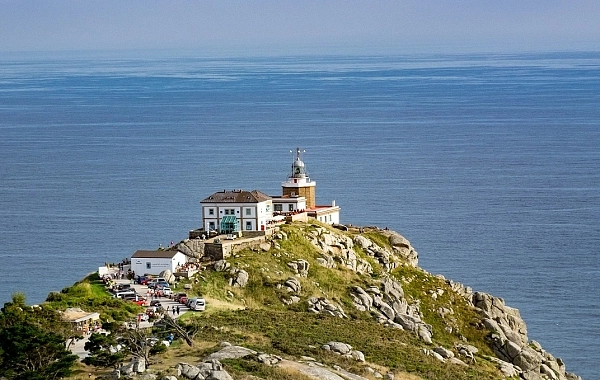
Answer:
[[391, 266, 494, 357], [44, 272, 141, 322], [362, 231, 392, 250], [222, 358, 316, 380], [184, 308, 501, 380]]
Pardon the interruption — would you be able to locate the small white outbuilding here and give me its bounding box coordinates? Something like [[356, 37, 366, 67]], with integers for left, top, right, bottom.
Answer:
[[130, 250, 187, 276]]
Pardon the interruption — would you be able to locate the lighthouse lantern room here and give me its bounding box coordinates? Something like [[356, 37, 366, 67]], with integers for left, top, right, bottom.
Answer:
[[282, 148, 317, 209]]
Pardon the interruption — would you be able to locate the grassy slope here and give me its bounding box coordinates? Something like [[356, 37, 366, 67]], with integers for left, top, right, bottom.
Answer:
[[57, 222, 505, 379], [180, 222, 503, 380]]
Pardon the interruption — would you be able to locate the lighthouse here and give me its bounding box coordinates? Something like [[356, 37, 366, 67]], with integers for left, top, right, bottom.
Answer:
[[282, 148, 316, 209]]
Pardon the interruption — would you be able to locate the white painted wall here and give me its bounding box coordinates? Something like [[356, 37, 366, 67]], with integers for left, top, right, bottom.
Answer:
[[130, 251, 187, 276], [202, 200, 273, 232]]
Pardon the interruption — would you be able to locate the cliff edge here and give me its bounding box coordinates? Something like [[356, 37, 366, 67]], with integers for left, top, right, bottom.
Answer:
[[156, 222, 580, 380]]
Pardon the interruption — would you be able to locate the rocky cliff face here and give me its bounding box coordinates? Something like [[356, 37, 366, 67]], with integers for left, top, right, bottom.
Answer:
[[286, 225, 579, 380], [161, 223, 580, 380]]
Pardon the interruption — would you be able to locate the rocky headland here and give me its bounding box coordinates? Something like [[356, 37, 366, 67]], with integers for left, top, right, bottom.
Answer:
[[94, 223, 582, 380]]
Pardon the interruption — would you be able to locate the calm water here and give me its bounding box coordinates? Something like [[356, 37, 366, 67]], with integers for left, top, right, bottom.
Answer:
[[0, 51, 598, 378]]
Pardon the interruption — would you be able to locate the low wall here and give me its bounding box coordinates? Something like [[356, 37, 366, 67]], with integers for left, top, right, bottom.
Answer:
[[203, 232, 273, 260]]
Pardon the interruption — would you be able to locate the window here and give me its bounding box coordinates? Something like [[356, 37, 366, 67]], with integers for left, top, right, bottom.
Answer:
[[209, 208, 214, 215], [246, 221, 252, 230], [224, 209, 230, 215], [274, 204, 282, 212], [209, 222, 216, 230], [288, 204, 294, 211], [146, 262, 152, 270], [266, 204, 271, 212]]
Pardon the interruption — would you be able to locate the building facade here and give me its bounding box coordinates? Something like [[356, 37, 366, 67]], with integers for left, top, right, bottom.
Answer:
[[198, 148, 340, 234], [130, 250, 187, 275], [201, 189, 273, 233]]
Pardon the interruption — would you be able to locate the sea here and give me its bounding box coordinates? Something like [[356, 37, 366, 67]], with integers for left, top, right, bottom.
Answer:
[[0, 50, 598, 379]]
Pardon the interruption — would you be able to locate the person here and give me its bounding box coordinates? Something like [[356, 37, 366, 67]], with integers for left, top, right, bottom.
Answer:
[[172, 307, 176, 316], [166, 305, 170, 313], [176, 306, 180, 315]]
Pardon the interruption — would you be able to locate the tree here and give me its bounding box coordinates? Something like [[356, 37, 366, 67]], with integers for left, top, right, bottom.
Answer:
[[0, 294, 78, 380], [83, 332, 125, 368], [85, 323, 167, 370]]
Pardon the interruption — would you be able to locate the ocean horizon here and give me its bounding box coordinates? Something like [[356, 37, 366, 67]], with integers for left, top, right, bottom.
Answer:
[[0, 50, 598, 379]]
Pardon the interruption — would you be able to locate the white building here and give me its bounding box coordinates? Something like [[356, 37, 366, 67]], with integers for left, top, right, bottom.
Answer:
[[272, 194, 307, 213], [274, 148, 340, 224], [201, 189, 273, 233], [197, 148, 340, 233], [130, 250, 187, 275], [307, 201, 340, 225]]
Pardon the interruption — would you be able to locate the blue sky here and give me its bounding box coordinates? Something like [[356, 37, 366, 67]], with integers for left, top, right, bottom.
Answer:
[[1, 0, 599, 54]]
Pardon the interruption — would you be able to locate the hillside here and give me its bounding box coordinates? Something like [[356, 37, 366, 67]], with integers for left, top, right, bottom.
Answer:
[[38, 221, 583, 380], [126, 221, 578, 380]]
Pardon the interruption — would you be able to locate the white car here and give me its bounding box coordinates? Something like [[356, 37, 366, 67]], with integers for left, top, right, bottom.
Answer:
[[225, 233, 237, 240], [188, 297, 206, 311], [157, 286, 173, 296]]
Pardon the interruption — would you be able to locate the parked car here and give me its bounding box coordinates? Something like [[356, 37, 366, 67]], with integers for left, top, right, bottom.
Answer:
[[131, 298, 147, 307], [123, 293, 143, 301], [225, 233, 237, 240], [156, 286, 172, 297], [179, 296, 188, 305], [174, 292, 187, 302], [188, 297, 206, 311], [136, 313, 149, 322], [148, 279, 169, 289], [114, 290, 137, 299]]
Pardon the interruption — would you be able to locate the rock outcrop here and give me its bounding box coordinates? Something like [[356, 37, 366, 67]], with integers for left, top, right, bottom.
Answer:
[[322, 341, 365, 362], [308, 297, 347, 318], [228, 268, 249, 287], [132, 224, 580, 380], [177, 239, 205, 260], [287, 259, 310, 277], [307, 227, 373, 274], [468, 291, 580, 380], [350, 277, 432, 343]]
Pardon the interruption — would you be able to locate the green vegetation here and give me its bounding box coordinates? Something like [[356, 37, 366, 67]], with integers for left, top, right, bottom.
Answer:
[[391, 266, 494, 356], [0, 294, 78, 380], [222, 357, 316, 380], [180, 309, 500, 379], [2, 222, 508, 379], [176, 222, 504, 379], [44, 273, 141, 322]]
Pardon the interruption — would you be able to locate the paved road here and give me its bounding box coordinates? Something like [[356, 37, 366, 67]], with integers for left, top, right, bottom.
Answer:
[[69, 277, 192, 360]]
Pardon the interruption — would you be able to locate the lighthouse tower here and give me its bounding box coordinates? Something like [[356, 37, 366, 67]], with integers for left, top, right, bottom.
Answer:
[[282, 148, 316, 208]]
